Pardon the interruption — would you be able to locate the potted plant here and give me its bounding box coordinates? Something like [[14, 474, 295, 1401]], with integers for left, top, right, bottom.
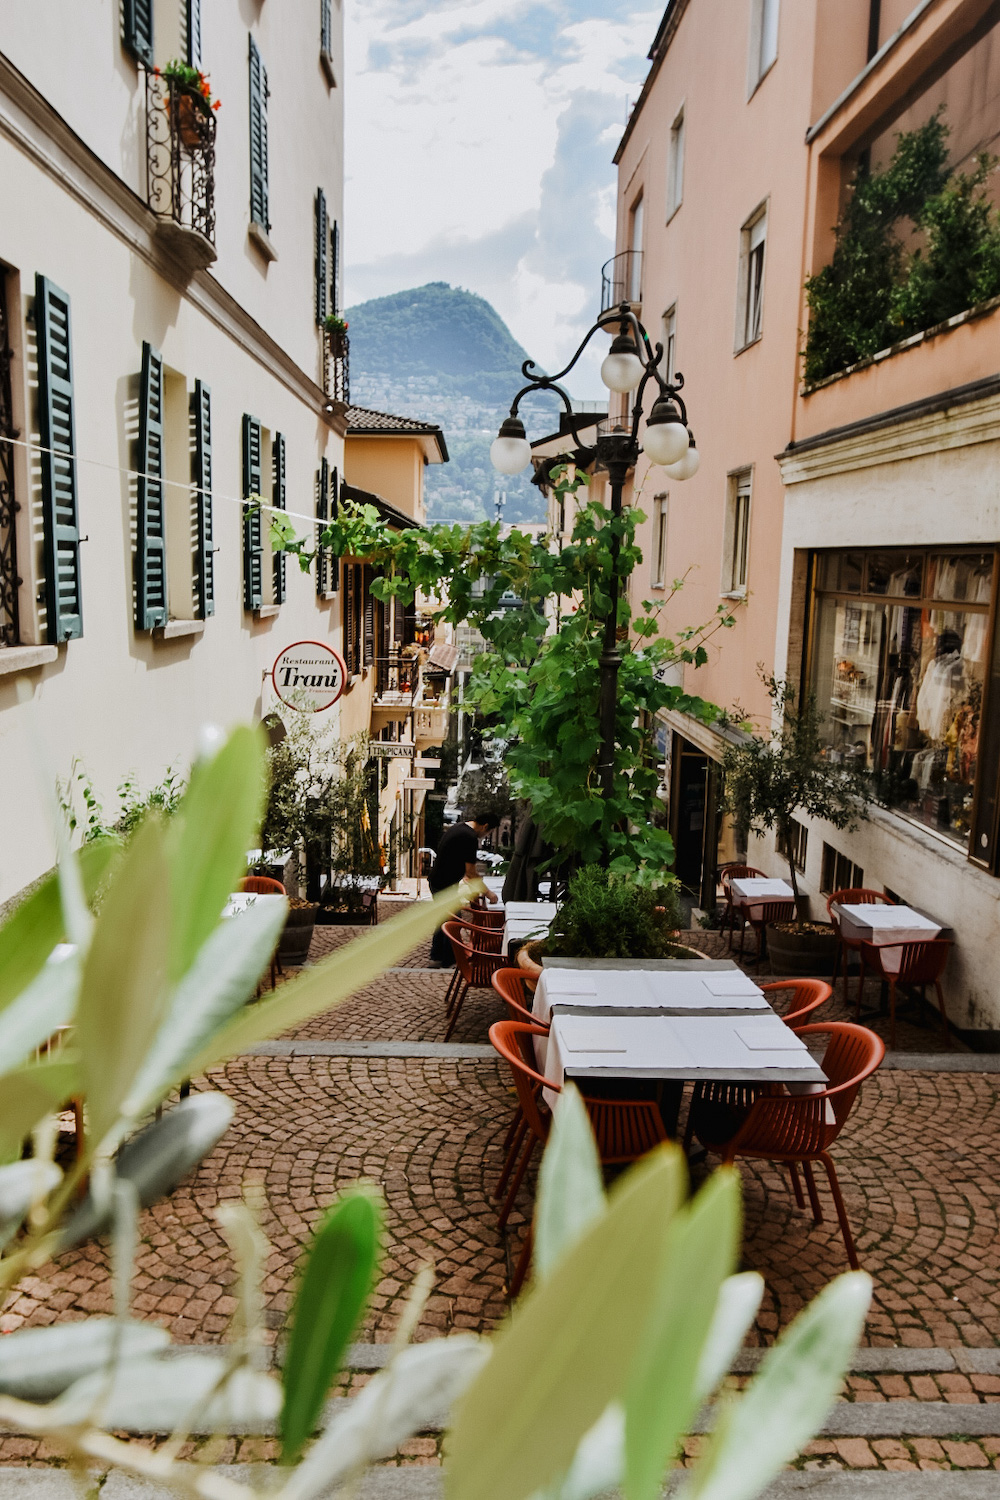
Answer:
[[721, 673, 874, 976], [516, 865, 704, 981], [323, 313, 349, 356], [158, 60, 221, 147]]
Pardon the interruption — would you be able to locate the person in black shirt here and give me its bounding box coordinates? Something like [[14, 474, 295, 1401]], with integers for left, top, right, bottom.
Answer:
[[428, 810, 499, 967]]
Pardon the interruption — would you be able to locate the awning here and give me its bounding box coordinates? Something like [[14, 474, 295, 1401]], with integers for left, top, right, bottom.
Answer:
[[427, 641, 459, 673]]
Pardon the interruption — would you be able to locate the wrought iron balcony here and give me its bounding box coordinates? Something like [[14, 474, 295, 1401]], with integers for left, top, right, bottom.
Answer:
[[325, 326, 350, 405], [601, 249, 643, 312], [145, 71, 217, 272], [373, 652, 418, 708]]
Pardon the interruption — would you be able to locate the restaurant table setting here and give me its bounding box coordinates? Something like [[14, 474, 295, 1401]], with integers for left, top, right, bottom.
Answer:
[[834, 903, 941, 972], [221, 892, 286, 920], [729, 876, 796, 909], [533, 963, 770, 1024], [501, 900, 559, 955]]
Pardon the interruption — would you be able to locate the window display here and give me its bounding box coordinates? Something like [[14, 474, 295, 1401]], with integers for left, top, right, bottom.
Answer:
[[810, 548, 995, 849]]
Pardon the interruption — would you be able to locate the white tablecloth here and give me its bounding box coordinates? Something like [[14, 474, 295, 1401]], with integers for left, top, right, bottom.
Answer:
[[730, 877, 795, 909], [541, 1012, 825, 1107], [503, 915, 554, 952], [533, 965, 768, 1025], [835, 904, 941, 974], [505, 901, 559, 921], [222, 892, 286, 920]]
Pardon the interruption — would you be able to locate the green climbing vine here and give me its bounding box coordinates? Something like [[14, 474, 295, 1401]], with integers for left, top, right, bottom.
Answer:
[[804, 112, 1000, 384], [272, 465, 736, 879]]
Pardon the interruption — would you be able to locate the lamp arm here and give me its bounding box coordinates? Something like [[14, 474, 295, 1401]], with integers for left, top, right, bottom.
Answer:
[[508, 377, 594, 456]]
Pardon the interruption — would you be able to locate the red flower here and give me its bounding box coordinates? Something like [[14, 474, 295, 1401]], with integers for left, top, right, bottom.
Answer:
[[212, 100, 221, 110]]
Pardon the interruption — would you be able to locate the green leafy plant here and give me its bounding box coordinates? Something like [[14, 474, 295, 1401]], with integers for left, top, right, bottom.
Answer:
[[157, 59, 221, 112], [0, 744, 870, 1496], [271, 464, 735, 878], [545, 865, 682, 960], [721, 673, 874, 916], [59, 761, 186, 844], [323, 314, 349, 335], [804, 112, 1000, 382]]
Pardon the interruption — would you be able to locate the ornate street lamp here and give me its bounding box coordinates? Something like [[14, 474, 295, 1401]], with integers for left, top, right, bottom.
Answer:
[[490, 301, 700, 805]]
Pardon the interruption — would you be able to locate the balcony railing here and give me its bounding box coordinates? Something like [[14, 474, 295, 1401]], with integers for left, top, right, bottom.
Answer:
[[325, 327, 350, 405], [374, 653, 418, 707], [145, 71, 217, 263], [601, 249, 643, 312]]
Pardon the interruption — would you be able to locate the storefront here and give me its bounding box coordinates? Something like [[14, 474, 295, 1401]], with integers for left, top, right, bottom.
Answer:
[[807, 545, 998, 868]]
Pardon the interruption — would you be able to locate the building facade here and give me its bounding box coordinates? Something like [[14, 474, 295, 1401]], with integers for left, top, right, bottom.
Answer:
[[0, 2, 454, 906], [612, 0, 1000, 1034]]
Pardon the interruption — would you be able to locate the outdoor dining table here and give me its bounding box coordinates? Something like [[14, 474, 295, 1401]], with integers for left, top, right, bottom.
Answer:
[[833, 902, 942, 974], [503, 912, 555, 955], [541, 1010, 826, 1111], [729, 876, 796, 909], [221, 892, 286, 920], [533, 961, 770, 1025]]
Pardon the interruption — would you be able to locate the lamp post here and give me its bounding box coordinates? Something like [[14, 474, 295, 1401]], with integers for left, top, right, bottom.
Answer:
[[489, 301, 700, 806]]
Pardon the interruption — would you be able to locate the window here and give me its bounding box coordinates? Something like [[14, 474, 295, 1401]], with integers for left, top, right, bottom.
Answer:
[[191, 380, 214, 618], [331, 221, 340, 316], [809, 545, 998, 857], [0, 266, 19, 647], [666, 107, 685, 219], [123, 0, 154, 65], [651, 493, 668, 589], [821, 844, 864, 896], [316, 458, 338, 597], [723, 470, 752, 596], [320, 0, 337, 84], [777, 818, 808, 874], [343, 562, 363, 675], [315, 190, 328, 325], [272, 433, 286, 606], [628, 195, 644, 302], [737, 207, 767, 348], [661, 305, 677, 383], [749, 0, 779, 91], [186, 0, 202, 67], [35, 276, 83, 643], [248, 36, 270, 232]]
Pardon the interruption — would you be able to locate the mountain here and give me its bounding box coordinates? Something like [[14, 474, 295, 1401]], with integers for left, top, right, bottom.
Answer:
[[344, 283, 560, 523]]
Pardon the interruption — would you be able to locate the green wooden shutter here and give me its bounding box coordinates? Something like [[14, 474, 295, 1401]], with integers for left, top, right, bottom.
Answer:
[[135, 341, 168, 629], [186, 0, 202, 68], [362, 564, 375, 668], [123, 0, 154, 64], [272, 431, 286, 605], [315, 458, 329, 596], [343, 563, 355, 674], [249, 37, 269, 231], [331, 221, 340, 316], [315, 190, 328, 325], [321, 0, 332, 56], [242, 413, 263, 610], [35, 275, 83, 643], [192, 380, 214, 618]]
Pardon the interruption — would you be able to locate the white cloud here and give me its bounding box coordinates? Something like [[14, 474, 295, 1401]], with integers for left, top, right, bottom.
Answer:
[[344, 1, 659, 397]]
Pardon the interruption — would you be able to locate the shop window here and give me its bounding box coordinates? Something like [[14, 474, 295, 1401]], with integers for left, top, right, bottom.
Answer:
[[820, 843, 864, 896], [808, 545, 996, 855], [723, 470, 752, 596], [777, 817, 808, 873]]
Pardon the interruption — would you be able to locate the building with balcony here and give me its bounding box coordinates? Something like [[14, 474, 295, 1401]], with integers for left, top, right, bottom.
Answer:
[[613, 0, 1000, 1035], [0, 2, 352, 905]]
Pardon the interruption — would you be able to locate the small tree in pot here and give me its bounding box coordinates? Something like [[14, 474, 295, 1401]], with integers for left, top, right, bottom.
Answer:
[[721, 674, 874, 974]]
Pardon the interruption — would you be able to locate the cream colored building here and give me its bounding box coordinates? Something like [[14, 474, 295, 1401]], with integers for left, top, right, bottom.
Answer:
[[0, 1, 452, 904]]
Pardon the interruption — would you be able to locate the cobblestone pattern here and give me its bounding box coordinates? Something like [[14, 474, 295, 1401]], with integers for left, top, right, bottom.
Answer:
[[792, 1436, 1000, 1471]]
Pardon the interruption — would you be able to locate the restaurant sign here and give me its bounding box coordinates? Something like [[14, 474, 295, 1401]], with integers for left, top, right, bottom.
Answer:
[[368, 743, 415, 759], [271, 641, 346, 713]]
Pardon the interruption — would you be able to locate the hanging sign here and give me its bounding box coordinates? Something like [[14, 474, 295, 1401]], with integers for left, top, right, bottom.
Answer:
[[271, 641, 346, 713], [368, 742, 416, 759]]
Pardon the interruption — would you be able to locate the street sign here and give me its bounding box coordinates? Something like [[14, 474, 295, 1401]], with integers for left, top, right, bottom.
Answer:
[[271, 641, 346, 713], [368, 743, 415, 759]]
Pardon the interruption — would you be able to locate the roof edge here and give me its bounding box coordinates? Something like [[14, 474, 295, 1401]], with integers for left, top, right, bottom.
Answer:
[[614, 0, 690, 166]]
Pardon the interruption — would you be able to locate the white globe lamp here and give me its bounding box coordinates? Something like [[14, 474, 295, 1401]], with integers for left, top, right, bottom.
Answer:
[[489, 415, 531, 475], [641, 396, 689, 467], [664, 432, 701, 481], [600, 330, 645, 394]]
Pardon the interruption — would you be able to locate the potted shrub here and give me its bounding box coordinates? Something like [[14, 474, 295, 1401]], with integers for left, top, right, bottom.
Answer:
[[158, 60, 221, 147], [722, 674, 874, 976], [516, 865, 704, 981]]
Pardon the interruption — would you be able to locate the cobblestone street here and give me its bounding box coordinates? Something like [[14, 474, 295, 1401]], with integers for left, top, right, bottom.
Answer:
[[5, 909, 1000, 1477]]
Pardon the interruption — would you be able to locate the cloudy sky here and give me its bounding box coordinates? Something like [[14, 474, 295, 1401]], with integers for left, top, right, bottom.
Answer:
[[343, 1, 660, 396]]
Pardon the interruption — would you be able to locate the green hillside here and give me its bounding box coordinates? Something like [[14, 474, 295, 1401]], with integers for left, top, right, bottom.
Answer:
[[345, 283, 559, 523]]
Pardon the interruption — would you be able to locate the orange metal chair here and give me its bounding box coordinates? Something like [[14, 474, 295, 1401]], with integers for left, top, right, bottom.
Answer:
[[442, 921, 507, 1041], [238, 875, 286, 895], [488, 1020, 668, 1230], [826, 888, 894, 1007], [742, 898, 796, 968], [760, 978, 832, 1029], [720, 865, 765, 948], [858, 938, 952, 1049], [692, 1021, 885, 1269]]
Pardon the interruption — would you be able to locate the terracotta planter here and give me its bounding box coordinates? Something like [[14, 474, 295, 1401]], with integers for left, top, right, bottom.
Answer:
[[765, 922, 838, 978], [176, 91, 207, 148]]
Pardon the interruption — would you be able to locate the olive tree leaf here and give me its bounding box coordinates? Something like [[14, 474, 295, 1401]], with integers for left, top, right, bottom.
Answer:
[[166, 726, 267, 982], [679, 1272, 872, 1500], [78, 817, 171, 1148], [280, 1187, 382, 1464], [624, 1168, 741, 1500], [0, 1057, 79, 1167], [0, 1319, 170, 1402], [693, 1272, 764, 1406], [534, 1083, 605, 1284], [0, 953, 80, 1082], [445, 1145, 685, 1500]]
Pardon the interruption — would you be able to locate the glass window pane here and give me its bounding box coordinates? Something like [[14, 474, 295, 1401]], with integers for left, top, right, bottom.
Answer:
[[929, 552, 994, 604], [816, 552, 862, 593], [865, 551, 922, 598]]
